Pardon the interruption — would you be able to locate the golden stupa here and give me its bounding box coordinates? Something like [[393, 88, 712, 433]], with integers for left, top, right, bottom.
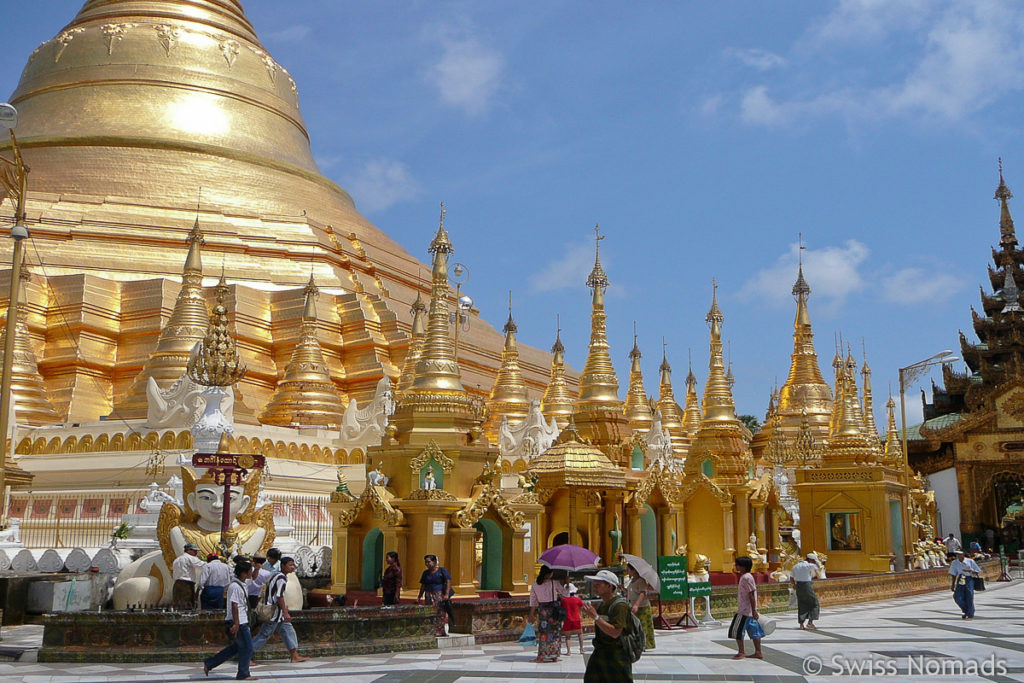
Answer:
[[1, 0, 563, 426]]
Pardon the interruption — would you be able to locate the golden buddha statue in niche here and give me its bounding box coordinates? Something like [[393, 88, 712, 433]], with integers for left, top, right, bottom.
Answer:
[[157, 467, 275, 568]]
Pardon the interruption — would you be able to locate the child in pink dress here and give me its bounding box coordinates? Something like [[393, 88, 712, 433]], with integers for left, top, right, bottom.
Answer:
[[560, 584, 585, 655]]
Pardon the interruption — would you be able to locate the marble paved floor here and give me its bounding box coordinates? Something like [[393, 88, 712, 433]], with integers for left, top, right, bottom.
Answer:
[[1, 580, 1023, 682]]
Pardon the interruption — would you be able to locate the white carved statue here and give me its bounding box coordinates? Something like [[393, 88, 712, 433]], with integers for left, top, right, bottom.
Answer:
[[644, 409, 674, 468], [146, 343, 212, 429], [339, 376, 395, 450], [139, 481, 182, 513], [422, 469, 437, 490], [497, 400, 559, 458], [367, 461, 389, 487], [112, 467, 273, 608]]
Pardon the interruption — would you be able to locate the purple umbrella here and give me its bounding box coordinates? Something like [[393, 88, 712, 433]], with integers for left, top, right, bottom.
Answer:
[[538, 544, 601, 571]]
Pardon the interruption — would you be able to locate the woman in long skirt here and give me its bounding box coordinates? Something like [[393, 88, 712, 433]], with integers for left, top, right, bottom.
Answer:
[[416, 554, 452, 636], [626, 563, 656, 649], [790, 553, 820, 629], [529, 566, 568, 662]]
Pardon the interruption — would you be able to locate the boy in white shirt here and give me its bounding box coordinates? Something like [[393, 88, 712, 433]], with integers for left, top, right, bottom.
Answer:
[[203, 560, 256, 680]]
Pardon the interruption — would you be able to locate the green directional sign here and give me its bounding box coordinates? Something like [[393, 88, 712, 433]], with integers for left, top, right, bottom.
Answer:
[[658, 555, 688, 601]]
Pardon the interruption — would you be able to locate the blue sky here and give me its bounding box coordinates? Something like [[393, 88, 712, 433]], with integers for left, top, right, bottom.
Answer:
[[3, 1, 1023, 428]]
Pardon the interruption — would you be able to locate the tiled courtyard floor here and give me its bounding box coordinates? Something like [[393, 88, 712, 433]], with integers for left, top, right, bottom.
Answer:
[[1, 579, 1023, 682]]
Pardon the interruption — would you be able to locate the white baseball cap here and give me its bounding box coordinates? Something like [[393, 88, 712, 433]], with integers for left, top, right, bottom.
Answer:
[[584, 569, 620, 587]]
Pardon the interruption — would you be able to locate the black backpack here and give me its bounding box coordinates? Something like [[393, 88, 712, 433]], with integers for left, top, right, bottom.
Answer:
[[610, 597, 646, 663]]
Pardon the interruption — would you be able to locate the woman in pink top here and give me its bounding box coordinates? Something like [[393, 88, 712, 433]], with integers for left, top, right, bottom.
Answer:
[[727, 556, 763, 660]]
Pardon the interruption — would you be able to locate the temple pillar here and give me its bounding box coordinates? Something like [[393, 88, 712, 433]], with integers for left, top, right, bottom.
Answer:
[[382, 526, 409, 589], [448, 526, 478, 595], [677, 505, 687, 552], [330, 526, 350, 594], [753, 503, 767, 547], [721, 502, 736, 571], [627, 506, 643, 556], [509, 528, 529, 593], [603, 491, 625, 565], [659, 510, 675, 557], [733, 490, 750, 552]]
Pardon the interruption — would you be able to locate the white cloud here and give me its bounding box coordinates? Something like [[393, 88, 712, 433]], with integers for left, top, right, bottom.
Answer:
[[725, 47, 787, 71], [739, 240, 870, 312], [341, 159, 421, 213], [733, 1, 1024, 127], [697, 94, 723, 117], [880, 267, 963, 305], [529, 240, 598, 293], [427, 28, 504, 116], [264, 25, 312, 43]]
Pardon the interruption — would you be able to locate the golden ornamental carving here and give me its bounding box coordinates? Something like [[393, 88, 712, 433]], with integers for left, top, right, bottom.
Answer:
[[55, 28, 84, 62], [220, 39, 240, 67], [405, 488, 458, 502], [511, 491, 541, 505], [679, 474, 730, 503], [154, 25, 182, 56], [532, 486, 555, 505], [409, 440, 454, 473], [336, 485, 404, 528], [187, 277, 246, 387], [633, 468, 684, 508], [453, 484, 524, 530], [101, 23, 134, 55], [1004, 392, 1024, 422]]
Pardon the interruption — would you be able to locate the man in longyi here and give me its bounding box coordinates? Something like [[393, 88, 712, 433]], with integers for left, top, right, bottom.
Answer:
[[171, 542, 203, 609]]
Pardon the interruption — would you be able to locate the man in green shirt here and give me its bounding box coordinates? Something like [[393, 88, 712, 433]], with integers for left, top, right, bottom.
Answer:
[[581, 569, 632, 683]]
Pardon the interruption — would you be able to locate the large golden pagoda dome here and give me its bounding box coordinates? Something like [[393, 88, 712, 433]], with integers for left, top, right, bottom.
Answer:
[[0, 0, 564, 422]]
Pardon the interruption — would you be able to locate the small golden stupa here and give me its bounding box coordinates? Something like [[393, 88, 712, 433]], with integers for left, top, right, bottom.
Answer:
[[623, 327, 653, 434], [539, 326, 574, 428], [482, 297, 530, 441]]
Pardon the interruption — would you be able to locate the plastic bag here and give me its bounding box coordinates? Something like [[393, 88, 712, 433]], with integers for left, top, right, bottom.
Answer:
[[518, 622, 537, 644]]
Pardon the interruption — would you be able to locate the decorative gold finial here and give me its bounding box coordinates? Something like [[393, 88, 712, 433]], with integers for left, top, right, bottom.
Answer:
[[541, 317, 574, 427], [624, 322, 652, 432], [655, 340, 687, 452], [429, 202, 453, 255], [484, 287, 529, 438], [187, 276, 246, 387], [586, 223, 608, 291]]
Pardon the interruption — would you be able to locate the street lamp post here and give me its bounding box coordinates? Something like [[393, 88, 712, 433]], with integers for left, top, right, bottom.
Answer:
[[0, 104, 27, 528], [898, 350, 960, 477], [448, 262, 472, 362]]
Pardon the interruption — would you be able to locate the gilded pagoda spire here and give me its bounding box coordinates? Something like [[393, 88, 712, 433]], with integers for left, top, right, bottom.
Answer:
[[110, 217, 210, 418], [656, 342, 689, 453], [997, 157, 1017, 249], [623, 323, 653, 433], [483, 293, 530, 439], [701, 281, 736, 424], [259, 274, 346, 427], [540, 322, 574, 427], [883, 395, 903, 465], [823, 346, 874, 464], [409, 203, 465, 395], [395, 290, 427, 397], [860, 351, 882, 455], [575, 224, 622, 413], [682, 359, 703, 438], [777, 246, 833, 437], [0, 261, 59, 424]]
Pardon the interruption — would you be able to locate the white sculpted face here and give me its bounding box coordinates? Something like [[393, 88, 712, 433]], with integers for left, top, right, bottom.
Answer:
[[188, 484, 250, 531]]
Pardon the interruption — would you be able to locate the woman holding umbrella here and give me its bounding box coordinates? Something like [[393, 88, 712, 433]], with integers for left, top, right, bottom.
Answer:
[[529, 565, 568, 662], [625, 562, 656, 649]]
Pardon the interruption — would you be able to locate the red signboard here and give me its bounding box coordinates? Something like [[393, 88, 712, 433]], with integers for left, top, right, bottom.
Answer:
[[192, 453, 266, 470]]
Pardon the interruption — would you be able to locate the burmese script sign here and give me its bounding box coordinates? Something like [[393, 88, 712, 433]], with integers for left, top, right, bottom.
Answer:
[[193, 452, 265, 486], [658, 555, 688, 601], [688, 580, 712, 598]]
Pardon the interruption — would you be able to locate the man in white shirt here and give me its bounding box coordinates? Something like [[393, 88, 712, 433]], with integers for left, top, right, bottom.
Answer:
[[197, 554, 232, 610], [203, 559, 255, 679], [944, 534, 962, 555], [171, 542, 204, 609], [948, 551, 981, 620], [790, 554, 820, 630], [252, 556, 309, 663]]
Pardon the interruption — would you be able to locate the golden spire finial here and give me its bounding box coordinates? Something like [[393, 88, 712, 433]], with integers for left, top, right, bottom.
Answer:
[[860, 342, 881, 453], [996, 158, 1017, 249], [700, 281, 737, 424], [624, 322, 653, 433], [187, 277, 245, 387], [586, 223, 608, 292], [483, 289, 529, 438], [883, 394, 903, 463], [682, 353, 702, 438], [259, 274, 346, 426], [655, 340, 688, 452], [541, 316, 574, 427], [408, 204, 465, 394], [576, 225, 621, 413], [109, 213, 211, 418]]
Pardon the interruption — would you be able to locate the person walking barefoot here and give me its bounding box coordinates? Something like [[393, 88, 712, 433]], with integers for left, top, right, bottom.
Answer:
[[728, 556, 763, 660], [203, 560, 257, 680], [251, 557, 309, 663]]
